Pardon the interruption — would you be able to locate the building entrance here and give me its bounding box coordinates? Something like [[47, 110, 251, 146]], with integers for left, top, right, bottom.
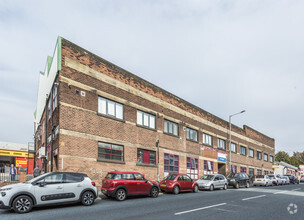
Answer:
[[218, 163, 226, 176]]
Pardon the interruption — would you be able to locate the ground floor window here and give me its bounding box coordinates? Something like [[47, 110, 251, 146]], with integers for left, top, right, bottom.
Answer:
[[164, 153, 179, 177], [231, 165, 237, 173], [187, 157, 198, 179], [240, 166, 247, 173], [257, 169, 262, 175], [264, 170, 269, 175], [204, 160, 214, 174], [98, 142, 124, 162], [249, 168, 254, 176], [137, 149, 156, 165]]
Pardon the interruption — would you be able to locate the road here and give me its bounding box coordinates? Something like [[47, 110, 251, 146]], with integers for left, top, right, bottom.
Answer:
[[1, 183, 304, 220]]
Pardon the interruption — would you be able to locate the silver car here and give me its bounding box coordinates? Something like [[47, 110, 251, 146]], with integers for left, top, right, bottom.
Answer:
[[196, 174, 228, 191], [0, 172, 98, 213], [281, 176, 290, 184], [253, 175, 272, 186]]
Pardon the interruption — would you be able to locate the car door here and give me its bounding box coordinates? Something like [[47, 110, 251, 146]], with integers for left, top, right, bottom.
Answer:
[[121, 173, 137, 194], [62, 173, 84, 202], [213, 175, 221, 189], [240, 174, 246, 186], [34, 173, 64, 205], [134, 173, 151, 194], [182, 175, 193, 190], [218, 175, 225, 188]]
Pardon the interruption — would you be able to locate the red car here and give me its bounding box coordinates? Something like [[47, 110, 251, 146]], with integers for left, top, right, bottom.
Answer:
[[101, 171, 159, 201], [159, 173, 199, 194]]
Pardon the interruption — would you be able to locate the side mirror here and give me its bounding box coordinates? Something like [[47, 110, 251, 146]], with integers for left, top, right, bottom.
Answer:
[[39, 182, 46, 187], [145, 180, 148, 183]]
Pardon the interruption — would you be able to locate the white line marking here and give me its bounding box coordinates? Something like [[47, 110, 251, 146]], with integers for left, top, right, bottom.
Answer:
[[174, 203, 227, 215], [274, 191, 288, 194], [242, 195, 266, 201], [292, 188, 301, 191]]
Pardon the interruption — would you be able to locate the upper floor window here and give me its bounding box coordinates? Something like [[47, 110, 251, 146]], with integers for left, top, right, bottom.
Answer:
[[52, 84, 58, 111], [218, 138, 226, 150], [186, 128, 198, 142], [249, 149, 254, 158], [203, 133, 213, 146], [270, 155, 274, 163], [240, 146, 246, 156], [164, 119, 178, 136], [137, 149, 156, 165], [48, 96, 52, 119], [257, 151, 262, 160], [98, 96, 124, 120], [230, 143, 236, 153], [137, 110, 155, 129], [98, 142, 124, 162], [264, 153, 268, 161]]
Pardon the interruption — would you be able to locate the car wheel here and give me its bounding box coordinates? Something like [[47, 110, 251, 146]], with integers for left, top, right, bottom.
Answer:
[[209, 184, 214, 191], [235, 182, 239, 189], [223, 184, 228, 190], [13, 195, 33, 214], [82, 191, 95, 206], [150, 187, 159, 198], [246, 182, 250, 188], [193, 185, 199, 193], [115, 189, 127, 201], [173, 186, 180, 195]]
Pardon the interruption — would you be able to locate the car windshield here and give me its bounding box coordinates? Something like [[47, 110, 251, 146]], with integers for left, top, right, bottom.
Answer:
[[227, 173, 236, 178], [268, 175, 274, 177], [26, 173, 50, 183], [200, 175, 214, 180], [165, 174, 177, 180]]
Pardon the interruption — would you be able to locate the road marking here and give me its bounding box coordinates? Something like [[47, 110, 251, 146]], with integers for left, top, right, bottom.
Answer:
[[274, 191, 288, 194], [174, 203, 227, 215], [242, 195, 266, 201], [292, 188, 301, 191]]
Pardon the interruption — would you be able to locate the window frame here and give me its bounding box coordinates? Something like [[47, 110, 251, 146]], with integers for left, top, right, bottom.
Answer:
[[137, 110, 156, 129], [230, 142, 236, 153], [164, 119, 179, 136], [98, 96, 124, 120], [257, 151, 262, 160], [204, 160, 214, 172], [164, 153, 179, 173], [137, 148, 156, 165], [240, 146, 246, 156], [203, 133, 213, 146], [98, 142, 124, 162], [269, 155, 274, 163], [186, 127, 198, 142], [249, 148, 254, 158], [218, 138, 226, 150], [231, 165, 237, 173], [264, 153, 268, 162], [240, 166, 247, 173], [187, 157, 199, 180]]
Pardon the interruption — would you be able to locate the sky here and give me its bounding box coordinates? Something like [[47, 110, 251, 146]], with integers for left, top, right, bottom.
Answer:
[[0, 0, 303, 155]]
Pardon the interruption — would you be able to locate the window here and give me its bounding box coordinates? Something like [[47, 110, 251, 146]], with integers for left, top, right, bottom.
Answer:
[[42, 121, 45, 144], [65, 173, 83, 183], [257, 169, 262, 175], [264, 170, 269, 175], [249, 149, 254, 158], [98, 96, 124, 120], [40, 174, 63, 184], [218, 139, 226, 150], [52, 84, 58, 111], [230, 143, 236, 153], [164, 153, 179, 175], [203, 133, 213, 146], [204, 160, 214, 174], [240, 146, 246, 156], [134, 173, 145, 180], [249, 168, 254, 176], [231, 165, 237, 173], [122, 173, 134, 180], [164, 119, 178, 136], [137, 110, 155, 129], [98, 142, 124, 162], [186, 128, 198, 142], [187, 157, 198, 179], [137, 149, 156, 165], [257, 151, 262, 160], [264, 153, 268, 161], [48, 96, 52, 119], [240, 167, 247, 173], [270, 155, 274, 163]]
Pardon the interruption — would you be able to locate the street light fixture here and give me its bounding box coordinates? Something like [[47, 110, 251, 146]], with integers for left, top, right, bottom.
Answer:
[[229, 110, 245, 173]]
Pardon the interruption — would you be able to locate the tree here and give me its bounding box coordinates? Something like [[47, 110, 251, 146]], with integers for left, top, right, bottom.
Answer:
[[275, 151, 290, 163]]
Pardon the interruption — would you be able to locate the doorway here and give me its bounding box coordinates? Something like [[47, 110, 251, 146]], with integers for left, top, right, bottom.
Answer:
[[218, 163, 226, 175]]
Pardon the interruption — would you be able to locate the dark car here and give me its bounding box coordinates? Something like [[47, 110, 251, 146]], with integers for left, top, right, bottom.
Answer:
[[101, 171, 159, 201], [227, 172, 250, 189], [159, 173, 199, 194], [285, 174, 300, 184], [300, 177, 304, 183]]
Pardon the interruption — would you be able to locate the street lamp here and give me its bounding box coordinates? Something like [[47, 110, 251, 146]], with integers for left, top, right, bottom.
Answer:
[[229, 110, 245, 173]]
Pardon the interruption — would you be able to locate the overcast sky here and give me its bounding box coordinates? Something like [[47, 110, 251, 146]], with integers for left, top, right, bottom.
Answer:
[[0, 0, 303, 154]]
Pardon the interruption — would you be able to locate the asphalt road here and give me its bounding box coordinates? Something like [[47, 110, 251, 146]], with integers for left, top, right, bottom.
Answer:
[[1, 183, 304, 220]]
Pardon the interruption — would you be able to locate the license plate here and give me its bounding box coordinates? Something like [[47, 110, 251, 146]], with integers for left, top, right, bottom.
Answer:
[[257, 180, 261, 181], [160, 184, 166, 187], [102, 189, 107, 193]]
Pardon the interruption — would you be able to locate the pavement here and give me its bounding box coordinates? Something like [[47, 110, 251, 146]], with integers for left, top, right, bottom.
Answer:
[[1, 183, 304, 220]]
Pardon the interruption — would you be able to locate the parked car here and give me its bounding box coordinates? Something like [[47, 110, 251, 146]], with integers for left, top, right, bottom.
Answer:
[[253, 175, 273, 186], [268, 174, 279, 185], [285, 175, 300, 184], [101, 171, 159, 201], [159, 173, 199, 194], [275, 174, 284, 185], [0, 172, 98, 214], [226, 173, 250, 189], [300, 177, 304, 183], [196, 174, 228, 191], [281, 176, 290, 185]]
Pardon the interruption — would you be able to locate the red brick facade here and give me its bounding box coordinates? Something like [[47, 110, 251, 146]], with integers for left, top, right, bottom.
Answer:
[[35, 38, 275, 185]]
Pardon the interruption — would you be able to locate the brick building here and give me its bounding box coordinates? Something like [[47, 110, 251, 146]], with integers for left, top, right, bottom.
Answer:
[[34, 37, 275, 184]]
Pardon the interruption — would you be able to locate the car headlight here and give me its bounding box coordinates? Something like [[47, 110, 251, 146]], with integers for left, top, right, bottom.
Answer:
[[230, 179, 235, 182], [0, 187, 12, 191]]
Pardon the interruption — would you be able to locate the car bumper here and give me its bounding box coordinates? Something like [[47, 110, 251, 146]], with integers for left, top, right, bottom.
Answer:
[[0, 200, 10, 209], [100, 187, 115, 196], [253, 182, 266, 186], [159, 185, 174, 192], [198, 185, 211, 190], [228, 181, 236, 187]]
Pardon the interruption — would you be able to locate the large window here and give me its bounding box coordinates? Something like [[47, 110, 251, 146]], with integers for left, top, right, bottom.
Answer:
[[257, 151, 262, 160], [204, 160, 214, 174], [187, 157, 198, 179], [230, 143, 236, 153], [186, 128, 198, 142], [137, 110, 155, 129], [98, 142, 124, 162], [257, 169, 262, 175], [218, 138, 226, 150], [231, 165, 237, 173], [164, 119, 178, 136], [203, 133, 213, 146], [240, 166, 247, 173], [249, 149, 254, 158], [98, 96, 124, 120], [137, 149, 156, 165], [264, 153, 268, 161], [240, 146, 246, 156], [52, 84, 58, 111], [164, 153, 179, 175], [270, 155, 274, 163]]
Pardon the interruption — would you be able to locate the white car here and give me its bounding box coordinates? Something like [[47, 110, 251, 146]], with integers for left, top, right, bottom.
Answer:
[[281, 176, 290, 184], [253, 175, 273, 186], [0, 172, 98, 213]]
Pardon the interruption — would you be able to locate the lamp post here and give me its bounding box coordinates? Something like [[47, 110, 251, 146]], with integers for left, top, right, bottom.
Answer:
[[229, 110, 245, 173]]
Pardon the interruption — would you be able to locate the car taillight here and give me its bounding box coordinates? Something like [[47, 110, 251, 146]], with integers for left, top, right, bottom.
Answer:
[[91, 181, 96, 186], [273, 177, 276, 179]]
